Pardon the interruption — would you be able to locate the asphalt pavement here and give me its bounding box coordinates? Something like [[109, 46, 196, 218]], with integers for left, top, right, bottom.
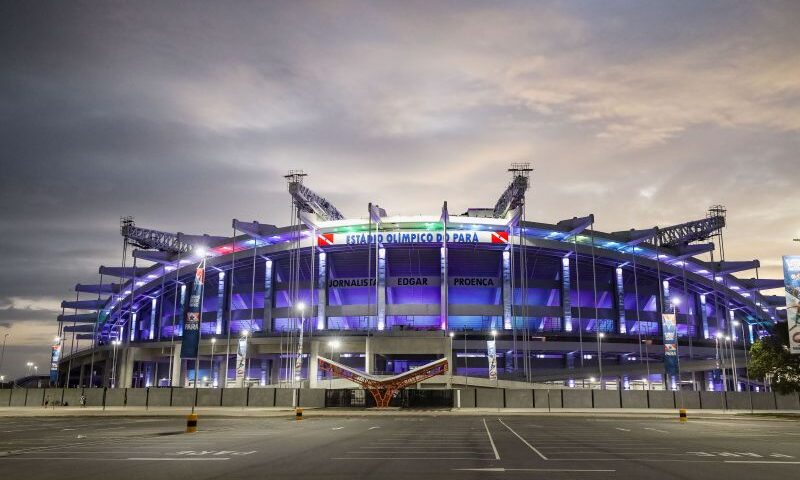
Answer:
[[0, 413, 798, 479]]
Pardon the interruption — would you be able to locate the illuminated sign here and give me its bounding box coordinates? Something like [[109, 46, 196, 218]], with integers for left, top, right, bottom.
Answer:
[[318, 230, 509, 247]]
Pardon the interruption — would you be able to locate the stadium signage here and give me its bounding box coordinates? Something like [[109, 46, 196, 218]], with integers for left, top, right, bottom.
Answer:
[[327, 276, 499, 288], [661, 313, 679, 376], [783, 256, 800, 354], [180, 266, 204, 359], [318, 230, 509, 247]]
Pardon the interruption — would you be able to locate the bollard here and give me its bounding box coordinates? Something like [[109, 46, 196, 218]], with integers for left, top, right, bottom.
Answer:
[[186, 413, 198, 433], [295, 408, 303, 421], [678, 408, 687, 422]]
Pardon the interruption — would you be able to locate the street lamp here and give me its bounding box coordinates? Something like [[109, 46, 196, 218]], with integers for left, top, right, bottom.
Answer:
[[210, 337, 217, 387], [0, 333, 8, 381], [26, 361, 33, 376], [641, 339, 652, 390], [598, 333, 605, 389], [714, 332, 724, 391], [111, 340, 121, 388]]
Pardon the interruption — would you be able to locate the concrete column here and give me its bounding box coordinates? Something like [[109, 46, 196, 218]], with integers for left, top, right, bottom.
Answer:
[[445, 336, 453, 388], [309, 340, 320, 388], [216, 357, 226, 387], [317, 252, 327, 330], [170, 345, 183, 387], [270, 355, 281, 384], [120, 348, 135, 388], [77, 361, 85, 387], [365, 336, 372, 374]]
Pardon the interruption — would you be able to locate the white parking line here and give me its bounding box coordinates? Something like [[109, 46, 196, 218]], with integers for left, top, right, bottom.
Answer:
[[483, 418, 500, 460], [454, 468, 616, 472], [497, 419, 548, 460]]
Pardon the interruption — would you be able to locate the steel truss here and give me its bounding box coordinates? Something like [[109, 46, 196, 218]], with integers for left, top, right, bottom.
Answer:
[[318, 356, 449, 408]]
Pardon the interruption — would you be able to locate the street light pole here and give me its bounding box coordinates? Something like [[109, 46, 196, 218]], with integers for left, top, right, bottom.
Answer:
[[598, 333, 605, 390], [210, 337, 216, 387], [491, 329, 498, 390], [642, 340, 651, 390], [0, 333, 8, 379], [111, 340, 120, 388]]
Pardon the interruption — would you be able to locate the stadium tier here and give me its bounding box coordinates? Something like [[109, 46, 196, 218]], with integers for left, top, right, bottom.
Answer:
[[53, 172, 782, 392]]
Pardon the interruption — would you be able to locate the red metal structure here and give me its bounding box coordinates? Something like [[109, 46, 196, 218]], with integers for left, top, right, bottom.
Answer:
[[317, 356, 449, 407]]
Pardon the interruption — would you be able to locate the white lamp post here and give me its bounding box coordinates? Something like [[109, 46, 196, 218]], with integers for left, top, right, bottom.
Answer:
[[210, 337, 217, 387], [111, 340, 121, 388], [328, 339, 340, 388]]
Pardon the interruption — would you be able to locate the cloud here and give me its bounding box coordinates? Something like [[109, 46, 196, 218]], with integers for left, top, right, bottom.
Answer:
[[0, 1, 797, 377]]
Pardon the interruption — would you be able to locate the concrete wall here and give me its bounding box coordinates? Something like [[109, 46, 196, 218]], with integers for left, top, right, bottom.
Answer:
[[171, 388, 196, 407], [534, 389, 561, 408], [62, 388, 84, 406], [562, 389, 593, 408], [621, 390, 648, 408], [593, 390, 620, 408], [147, 388, 172, 407], [196, 388, 222, 407], [83, 388, 105, 406], [105, 388, 126, 406], [648, 391, 675, 409], [249, 388, 275, 407], [475, 387, 503, 408], [505, 389, 533, 408], [699, 391, 724, 409], [459, 388, 477, 408], [677, 391, 701, 409], [275, 388, 295, 407], [42, 388, 62, 406], [776, 393, 800, 410], [0, 389, 11, 406], [25, 388, 45, 406], [126, 388, 148, 406], [221, 388, 247, 407], [751, 392, 777, 410], [298, 389, 326, 408], [725, 392, 751, 410], [10, 389, 28, 406]]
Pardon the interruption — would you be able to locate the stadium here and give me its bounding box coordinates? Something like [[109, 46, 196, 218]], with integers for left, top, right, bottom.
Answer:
[[53, 167, 784, 397]]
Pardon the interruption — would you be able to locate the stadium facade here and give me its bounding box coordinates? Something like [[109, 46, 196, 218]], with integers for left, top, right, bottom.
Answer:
[[54, 169, 785, 393]]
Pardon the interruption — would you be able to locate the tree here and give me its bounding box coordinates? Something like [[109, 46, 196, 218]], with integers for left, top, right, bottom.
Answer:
[[748, 322, 800, 394]]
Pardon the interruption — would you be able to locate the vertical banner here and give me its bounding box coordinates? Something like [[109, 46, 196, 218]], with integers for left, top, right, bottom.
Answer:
[[615, 267, 626, 334], [487, 340, 497, 380], [440, 246, 448, 330], [561, 257, 572, 332], [377, 247, 386, 330], [317, 252, 327, 330], [502, 250, 512, 330], [783, 256, 800, 354], [215, 272, 225, 335], [49, 342, 61, 384], [149, 297, 157, 340], [180, 266, 204, 359], [235, 334, 248, 387], [661, 313, 679, 376], [263, 259, 273, 332]]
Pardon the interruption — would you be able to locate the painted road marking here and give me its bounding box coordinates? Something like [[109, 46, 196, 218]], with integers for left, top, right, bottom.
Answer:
[[724, 461, 800, 464], [644, 428, 669, 434], [498, 419, 547, 460], [615, 428, 631, 432], [332, 427, 344, 430], [368, 426, 380, 430], [454, 468, 616, 472], [482, 418, 500, 460], [0, 457, 230, 461]]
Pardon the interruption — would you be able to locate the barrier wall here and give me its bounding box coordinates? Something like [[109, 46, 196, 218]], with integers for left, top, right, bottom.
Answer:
[[147, 388, 172, 407], [2, 387, 800, 410], [648, 391, 675, 409], [0, 389, 11, 406], [249, 388, 275, 407], [505, 389, 533, 408], [699, 391, 724, 409], [221, 388, 247, 407], [562, 389, 592, 408], [171, 388, 196, 407], [593, 390, 620, 408], [196, 388, 222, 407], [475, 388, 503, 408], [299, 389, 326, 408], [534, 389, 561, 408]]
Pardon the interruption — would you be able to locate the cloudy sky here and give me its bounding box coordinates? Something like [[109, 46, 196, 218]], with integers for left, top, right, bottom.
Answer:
[[1, 1, 798, 378]]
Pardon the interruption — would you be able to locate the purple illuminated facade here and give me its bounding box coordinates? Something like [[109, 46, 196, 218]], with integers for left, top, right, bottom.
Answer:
[[56, 204, 782, 393]]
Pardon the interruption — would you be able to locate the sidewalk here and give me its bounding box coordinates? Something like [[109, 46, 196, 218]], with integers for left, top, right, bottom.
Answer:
[[1, 406, 798, 418]]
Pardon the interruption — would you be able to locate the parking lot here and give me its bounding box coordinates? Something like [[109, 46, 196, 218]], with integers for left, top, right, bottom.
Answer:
[[1, 413, 798, 479]]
